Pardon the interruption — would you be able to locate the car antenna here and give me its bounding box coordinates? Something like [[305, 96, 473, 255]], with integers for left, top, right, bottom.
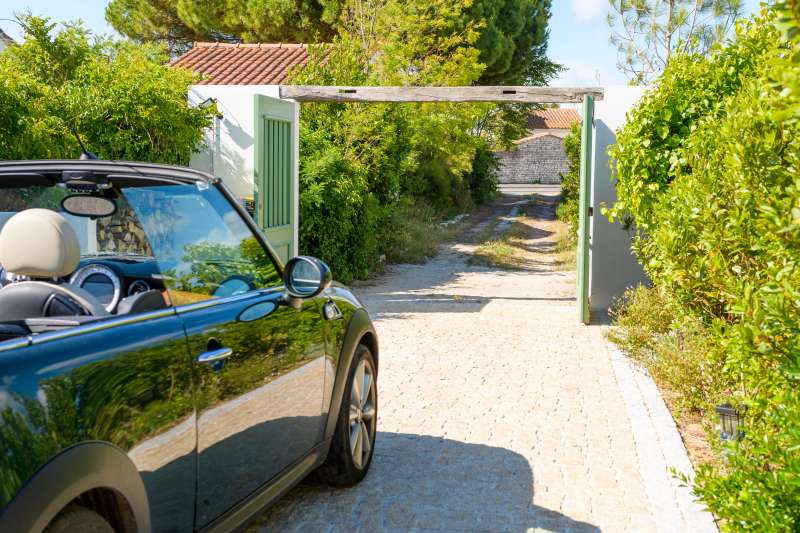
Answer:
[[70, 128, 98, 160]]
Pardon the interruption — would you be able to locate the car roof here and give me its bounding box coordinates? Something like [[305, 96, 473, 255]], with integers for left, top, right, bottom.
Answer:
[[0, 160, 217, 185]]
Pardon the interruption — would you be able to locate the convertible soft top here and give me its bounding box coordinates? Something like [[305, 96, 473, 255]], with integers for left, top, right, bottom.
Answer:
[[0, 160, 217, 187]]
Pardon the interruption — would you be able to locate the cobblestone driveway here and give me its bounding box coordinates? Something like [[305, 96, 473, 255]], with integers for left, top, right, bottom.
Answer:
[[252, 193, 717, 533]]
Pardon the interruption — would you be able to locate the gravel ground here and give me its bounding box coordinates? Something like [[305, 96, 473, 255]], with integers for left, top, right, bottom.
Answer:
[[251, 192, 717, 533]]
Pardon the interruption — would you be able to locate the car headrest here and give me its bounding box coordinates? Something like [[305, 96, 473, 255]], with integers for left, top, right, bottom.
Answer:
[[0, 209, 81, 278]]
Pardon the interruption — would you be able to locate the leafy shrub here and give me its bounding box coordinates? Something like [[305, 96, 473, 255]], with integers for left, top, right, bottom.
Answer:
[[383, 199, 443, 264], [609, 5, 800, 530], [465, 141, 500, 207], [609, 286, 726, 415], [287, 0, 534, 282], [555, 120, 581, 244], [605, 14, 778, 238], [0, 16, 214, 163]]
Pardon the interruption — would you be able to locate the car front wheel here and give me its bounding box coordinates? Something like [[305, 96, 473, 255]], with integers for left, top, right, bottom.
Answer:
[[317, 344, 377, 486], [45, 505, 114, 533]]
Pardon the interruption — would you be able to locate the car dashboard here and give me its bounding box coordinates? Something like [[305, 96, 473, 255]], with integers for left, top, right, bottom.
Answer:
[[0, 255, 165, 316], [67, 256, 165, 314]]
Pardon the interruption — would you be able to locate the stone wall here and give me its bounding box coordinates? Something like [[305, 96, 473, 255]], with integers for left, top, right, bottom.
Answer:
[[494, 134, 568, 185], [96, 204, 153, 255]]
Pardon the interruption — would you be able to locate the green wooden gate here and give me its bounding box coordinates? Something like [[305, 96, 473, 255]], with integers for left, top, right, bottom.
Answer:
[[576, 94, 594, 324], [254, 94, 297, 264]]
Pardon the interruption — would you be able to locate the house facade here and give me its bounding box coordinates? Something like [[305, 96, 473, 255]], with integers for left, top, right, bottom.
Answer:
[[494, 108, 580, 185], [170, 42, 309, 262]]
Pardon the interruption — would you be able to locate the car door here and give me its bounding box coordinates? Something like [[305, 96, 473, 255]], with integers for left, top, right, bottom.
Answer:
[[0, 312, 198, 533], [124, 183, 328, 528]]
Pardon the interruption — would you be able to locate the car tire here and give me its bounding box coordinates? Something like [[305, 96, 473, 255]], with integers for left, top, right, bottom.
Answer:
[[317, 344, 378, 486], [45, 505, 115, 533]]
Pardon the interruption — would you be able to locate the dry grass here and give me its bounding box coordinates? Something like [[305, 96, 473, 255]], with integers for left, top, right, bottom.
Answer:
[[607, 285, 725, 470], [468, 201, 540, 269], [385, 202, 476, 266], [469, 238, 524, 269], [662, 391, 717, 467], [552, 221, 576, 271]]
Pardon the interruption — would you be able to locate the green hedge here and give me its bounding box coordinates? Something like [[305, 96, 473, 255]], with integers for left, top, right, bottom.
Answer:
[[609, 5, 800, 530], [287, 3, 510, 282], [555, 120, 581, 242], [0, 17, 213, 163]]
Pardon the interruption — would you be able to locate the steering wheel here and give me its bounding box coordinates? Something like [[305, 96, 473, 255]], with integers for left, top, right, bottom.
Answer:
[[212, 275, 255, 298]]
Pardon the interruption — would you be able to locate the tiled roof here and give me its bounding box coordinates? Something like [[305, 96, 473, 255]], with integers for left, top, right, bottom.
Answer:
[[513, 132, 561, 144], [527, 108, 581, 130], [0, 28, 16, 47], [169, 42, 312, 85]]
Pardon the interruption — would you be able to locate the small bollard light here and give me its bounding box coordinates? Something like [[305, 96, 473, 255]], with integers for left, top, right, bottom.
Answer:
[[715, 403, 745, 442]]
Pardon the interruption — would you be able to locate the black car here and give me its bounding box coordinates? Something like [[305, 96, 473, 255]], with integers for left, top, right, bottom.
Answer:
[[0, 161, 379, 533]]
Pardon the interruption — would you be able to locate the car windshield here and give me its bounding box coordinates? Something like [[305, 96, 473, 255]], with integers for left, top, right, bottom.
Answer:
[[0, 179, 280, 304], [0, 186, 153, 258]]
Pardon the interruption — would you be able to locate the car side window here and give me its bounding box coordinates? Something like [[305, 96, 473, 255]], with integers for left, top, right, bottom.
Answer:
[[123, 184, 281, 306]]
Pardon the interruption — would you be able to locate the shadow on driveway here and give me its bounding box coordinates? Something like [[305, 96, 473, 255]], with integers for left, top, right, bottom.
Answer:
[[254, 432, 599, 532]]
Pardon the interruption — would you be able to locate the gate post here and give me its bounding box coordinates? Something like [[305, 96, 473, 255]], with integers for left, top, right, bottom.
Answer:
[[576, 94, 594, 324]]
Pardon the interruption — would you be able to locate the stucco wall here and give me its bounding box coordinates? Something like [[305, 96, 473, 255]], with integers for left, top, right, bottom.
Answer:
[[188, 85, 300, 259], [494, 134, 568, 185], [589, 85, 649, 318], [188, 85, 281, 200]]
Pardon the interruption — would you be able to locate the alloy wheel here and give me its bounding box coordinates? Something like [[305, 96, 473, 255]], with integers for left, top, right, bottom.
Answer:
[[348, 358, 376, 469]]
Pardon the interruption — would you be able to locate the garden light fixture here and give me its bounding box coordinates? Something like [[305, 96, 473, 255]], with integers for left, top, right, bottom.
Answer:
[[714, 404, 745, 442]]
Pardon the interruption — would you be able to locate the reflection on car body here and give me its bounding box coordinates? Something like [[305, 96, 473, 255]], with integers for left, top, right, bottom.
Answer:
[[0, 161, 379, 533]]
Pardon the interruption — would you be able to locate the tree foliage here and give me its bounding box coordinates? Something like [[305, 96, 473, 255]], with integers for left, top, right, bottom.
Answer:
[[607, 0, 744, 83], [289, 0, 499, 280], [0, 16, 214, 163], [465, 0, 553, 85], [292, 0, 556, 280], [106, 0, 343, 53], [555, 120, 581, 242], [105, 0, 556, 84], [609, 6, 800, 529], [102, 0, 557, 281]]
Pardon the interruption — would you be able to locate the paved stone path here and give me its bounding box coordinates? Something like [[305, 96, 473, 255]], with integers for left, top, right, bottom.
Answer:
[[253, 193, 717, 533]]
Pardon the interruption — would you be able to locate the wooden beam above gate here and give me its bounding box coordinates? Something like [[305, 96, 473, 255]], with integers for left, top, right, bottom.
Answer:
[[278, 85, 604, 103]]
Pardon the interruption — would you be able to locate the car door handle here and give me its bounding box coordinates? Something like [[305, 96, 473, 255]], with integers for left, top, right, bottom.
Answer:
[[323, 301, 343, 321], [197, 347, 233, 364]]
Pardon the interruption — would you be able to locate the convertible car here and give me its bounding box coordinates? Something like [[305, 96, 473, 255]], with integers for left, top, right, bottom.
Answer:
[[0, 161, 379, 533]]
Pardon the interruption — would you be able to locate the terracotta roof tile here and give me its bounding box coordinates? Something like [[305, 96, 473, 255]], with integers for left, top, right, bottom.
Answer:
[[513, 132, 560, 144], [169, 42, 314, 85], [527, 108, 581, 130], [0, 28, 15, 47]]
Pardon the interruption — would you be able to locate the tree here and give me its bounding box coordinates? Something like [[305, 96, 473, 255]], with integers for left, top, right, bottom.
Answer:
[[467, 0, 554, 85], [104, 0, 224, 54], [607, 0, 744, 83], [106, 0, 344, 53], [0, 16, 215, 163], [106, 0, 556, 84], [287, 0, 493, 280]]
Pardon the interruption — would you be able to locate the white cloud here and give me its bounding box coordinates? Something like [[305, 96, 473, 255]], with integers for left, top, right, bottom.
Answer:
[[571, 0, 607, 22]]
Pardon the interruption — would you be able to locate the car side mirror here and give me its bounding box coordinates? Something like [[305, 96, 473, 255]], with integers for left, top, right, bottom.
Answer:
[[283, 256, 332, 300]]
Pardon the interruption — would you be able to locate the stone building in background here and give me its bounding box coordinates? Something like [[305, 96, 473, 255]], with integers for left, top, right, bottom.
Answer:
[[494, 108, 580, 185]]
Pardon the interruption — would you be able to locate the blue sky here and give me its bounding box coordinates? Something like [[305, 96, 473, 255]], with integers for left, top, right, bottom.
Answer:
[[2, 0, 766, 86]]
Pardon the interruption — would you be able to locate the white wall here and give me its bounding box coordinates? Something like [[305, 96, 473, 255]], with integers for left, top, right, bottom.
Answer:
[[188, 85, 300, 259], [589, 85, 649, 318], [188, 85, 281, 200]]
